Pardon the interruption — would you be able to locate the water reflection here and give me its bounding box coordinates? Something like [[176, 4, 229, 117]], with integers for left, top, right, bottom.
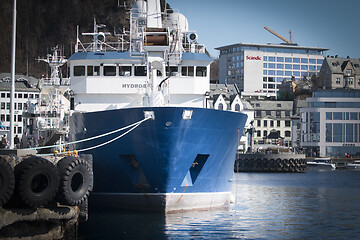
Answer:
[[79, 170, 360, 239]]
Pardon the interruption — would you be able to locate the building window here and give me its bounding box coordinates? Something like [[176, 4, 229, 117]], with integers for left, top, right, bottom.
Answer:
[[301, 58, 308, 64], [1, 93, 4, 98], [270, 120, 274, 127], [346, 69, 352, 75], [0, 115, 4, 121], [333, 112, 342, 120], [326, 112, 332, 120], [264, 120, 267, 127], [6, 103, 10, 110], [285, 111, 290, 117], [266, 110, 271, 116], [277, 64, 284, 69], [276, 111, 281, 117], [256, 111, 261, 117], [17, 127, 22, 134], [277, 120, 281, 127], [285, 57, 292, 63], [268, 63, 275, 68], [257, 130, 261, 137], [336, 78, 341, 84], [218, 103, 223, 110], [346, 77, 354, 85], [326, 123, 332, 142], [301, 65, 308, 71], [263, 130, 268, 137], [333, 123, 342, 142], [1, 102, 4, 110], [285, 131, 291, 137], [276, 57, 284, 62], [257, 120, 261, 127], [285, 120, 291, 127], [268, 56, 275, 62], [17, 115, 22, 122]]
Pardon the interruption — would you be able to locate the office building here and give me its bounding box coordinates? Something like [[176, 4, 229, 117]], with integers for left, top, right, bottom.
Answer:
[[300, 90, 360, 157], [216, 43, 327, 98]]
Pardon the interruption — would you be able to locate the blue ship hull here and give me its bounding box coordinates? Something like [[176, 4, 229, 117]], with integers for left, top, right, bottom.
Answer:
[[69, 107, 247, 212]]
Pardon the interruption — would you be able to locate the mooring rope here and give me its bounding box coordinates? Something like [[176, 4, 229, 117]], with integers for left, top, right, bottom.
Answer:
[[77, 120, 143, 152], [29, 116, 151, 153]]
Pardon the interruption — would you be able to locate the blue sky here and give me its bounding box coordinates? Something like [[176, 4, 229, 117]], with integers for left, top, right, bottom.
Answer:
[[167, 0, 360, 58]]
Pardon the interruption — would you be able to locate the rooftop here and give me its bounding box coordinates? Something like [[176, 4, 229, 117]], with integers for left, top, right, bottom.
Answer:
[[215, 43, 328, 52]]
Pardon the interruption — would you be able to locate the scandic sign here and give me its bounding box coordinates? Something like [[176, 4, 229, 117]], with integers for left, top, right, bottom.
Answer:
[[246, 56, 261, 60]]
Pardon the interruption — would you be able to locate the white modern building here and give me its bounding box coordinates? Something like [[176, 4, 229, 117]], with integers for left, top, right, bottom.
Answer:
[[216, 43, 327, 98], [300, 90, 360, 157]]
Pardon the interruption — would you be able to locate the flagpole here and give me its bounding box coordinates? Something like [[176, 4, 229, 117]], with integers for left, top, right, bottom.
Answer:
[[10, 0, 17, 149]]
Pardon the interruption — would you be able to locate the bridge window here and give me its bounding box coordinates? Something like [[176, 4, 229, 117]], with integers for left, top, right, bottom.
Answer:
[[196, 67, 207, 77], [87, 66, 100, 76], [119, 66, 131, 76], [74, 66, 85, 76], [166, 66, 179, 76], [135, 66, 147, 76], [181, 66, 194, 76], [104, 66, 116, 76]]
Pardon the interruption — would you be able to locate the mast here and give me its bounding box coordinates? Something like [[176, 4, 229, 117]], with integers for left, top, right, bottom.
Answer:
[[144, 0, 169, 107], [10, 0, 17, 149]]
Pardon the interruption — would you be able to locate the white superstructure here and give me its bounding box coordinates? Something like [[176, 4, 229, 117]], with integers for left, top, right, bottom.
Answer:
[[69, 0, 212, 113]]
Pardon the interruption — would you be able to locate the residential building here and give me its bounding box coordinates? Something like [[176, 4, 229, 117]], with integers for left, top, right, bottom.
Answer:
[[216, 43, 327, 98], [319, 57, 360, 90], [249, 100, 293, 146], [300, 90, 360, 157], [208, 84, 254, 152]]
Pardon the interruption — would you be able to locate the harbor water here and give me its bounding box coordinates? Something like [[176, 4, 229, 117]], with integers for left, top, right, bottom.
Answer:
[[78, 168, 360, 239]]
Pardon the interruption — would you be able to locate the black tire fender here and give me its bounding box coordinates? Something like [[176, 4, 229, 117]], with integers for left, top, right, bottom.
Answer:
[[0, 157, 15, 207], [57, 156, 93, 206], [15, 156, 59, 208]]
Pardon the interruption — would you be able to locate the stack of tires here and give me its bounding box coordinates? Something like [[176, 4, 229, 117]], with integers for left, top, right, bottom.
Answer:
[[0, 155, 93, 210]]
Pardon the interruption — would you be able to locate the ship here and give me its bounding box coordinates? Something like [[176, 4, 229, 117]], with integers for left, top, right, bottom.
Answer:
[[67, 0, 247, 212]]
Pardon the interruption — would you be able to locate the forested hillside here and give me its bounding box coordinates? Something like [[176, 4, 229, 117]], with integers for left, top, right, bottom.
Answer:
[[0, 0, 168, 78]]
